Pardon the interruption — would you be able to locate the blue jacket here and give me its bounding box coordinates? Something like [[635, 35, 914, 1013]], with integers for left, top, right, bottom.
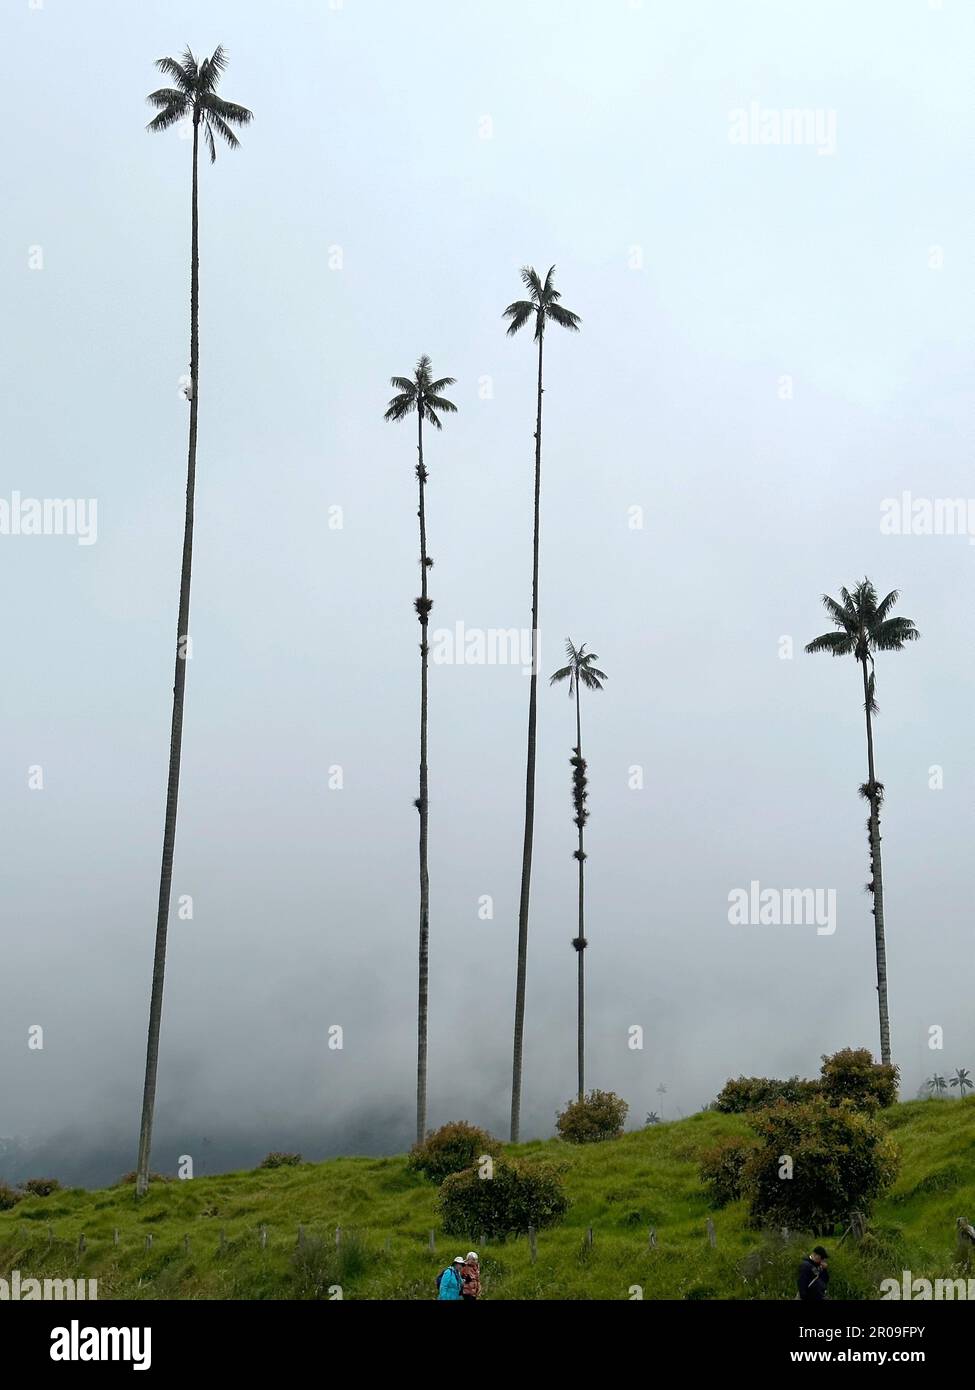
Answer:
[[437, 1265, 464, 1300]]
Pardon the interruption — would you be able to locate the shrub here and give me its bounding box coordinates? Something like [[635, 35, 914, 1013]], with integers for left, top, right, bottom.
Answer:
[[21, 1177, 61, 1198], [115, 1171, 173, 1186], [0, 1182, 22, 1211], [699, 1136, 758, 1207], [556, 1090, 628, 1144], [438, 1158, 569, 1239], [715, 1075, 821, 1114], [407, 1121, 501, 1184], [820, 1048, 898, 1111], [742, 1098, 898, 1233], [258, 1152, 303, 1170]]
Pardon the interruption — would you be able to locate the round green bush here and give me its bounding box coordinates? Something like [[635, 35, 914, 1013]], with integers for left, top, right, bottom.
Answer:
[[438, 1158, 568, 1239], [820, 1048, 899, 1110], [257, 1152, 303, 1170], [742, 1098, 899, 1233], [699, 1136, 758, 1207], [556, 1090, 628, 1144], [407, 1121, 501, 1184]]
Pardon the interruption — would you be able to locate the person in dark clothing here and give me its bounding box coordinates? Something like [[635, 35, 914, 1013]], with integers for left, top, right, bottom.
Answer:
[[797, 1246, 830, 1300]]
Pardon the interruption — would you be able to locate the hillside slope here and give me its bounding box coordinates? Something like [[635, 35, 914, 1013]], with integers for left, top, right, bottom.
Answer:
[[1, 1099, 972, 1300]]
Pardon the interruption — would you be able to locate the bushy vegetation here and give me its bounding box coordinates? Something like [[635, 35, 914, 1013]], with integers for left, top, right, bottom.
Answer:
[[820, 1048, 898, 1111], [0, 1183, 21, 1211], [716, 1050, 899, 1116], [438, 1158, 569, 1239], [556, 1090, 628, 1144], [258, 1152, 303, 1170], [715, 1075, 821, 1113], [742, 1098, 899, 1233], [699, 1136, 758, 1208], [407, 1122, 501, 1184], [21, 1178, 61, 1198]]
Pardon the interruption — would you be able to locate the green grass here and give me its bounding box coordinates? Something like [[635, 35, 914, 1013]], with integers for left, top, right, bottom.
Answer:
[[2, 1098, 973, 1300]]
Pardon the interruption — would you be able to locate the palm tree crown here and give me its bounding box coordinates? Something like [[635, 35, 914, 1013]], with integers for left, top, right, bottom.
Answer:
[[146, 45, 253, 163], [385, 355, 457, 429], [503, 265, 581, 340], [805, 579, 919, 705], [550, 640, 607, 704]]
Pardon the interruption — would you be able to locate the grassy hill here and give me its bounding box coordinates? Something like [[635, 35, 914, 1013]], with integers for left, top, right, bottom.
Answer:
[[2, 1098, 973, 1300]]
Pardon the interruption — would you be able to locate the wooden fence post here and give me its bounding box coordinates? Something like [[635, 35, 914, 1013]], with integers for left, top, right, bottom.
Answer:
[[260, 1225, 268, 1251], [335, 1225, 342, 1249], [706, 1217, 716, 1248], [112, 1228, 119, 1248], [77, 1234, 86, 1255], [297, 1224, 305, 1248], [429, 1229, 436, 1251], [648, 1227, 657, 1249], [586, 1227, 594, 1248], [528, 1225, 538, 1264], [144, 1234, 153, 1252]]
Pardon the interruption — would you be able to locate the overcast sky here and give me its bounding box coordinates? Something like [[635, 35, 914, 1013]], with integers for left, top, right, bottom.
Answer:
[[2, 0, 973, 1186]]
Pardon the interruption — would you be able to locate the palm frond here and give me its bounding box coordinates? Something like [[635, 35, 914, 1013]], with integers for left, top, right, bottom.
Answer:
[[146, 88, 188, 111], [154, 55, 193, 90], [425, 394, 457, 415], [519, 265, 543, 297], [147, 105, 186, 134], [384, 393, 415, 422], [549, 663, 574, 687], [503, 300, 535, 336], [205, 112, 241, 154], [873, 616, 919, 650], [389, 377, 416, 394], [545, 301, 582, 331], [805, 631, 855, 656], [203, 94, 254, 127], [203, 120, 217, 164], [427, 377, 456, 394]]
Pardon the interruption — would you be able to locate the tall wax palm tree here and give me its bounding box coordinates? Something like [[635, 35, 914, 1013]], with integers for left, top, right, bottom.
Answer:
[[950, 1068, 973, 1096], [137, 47, 252, 1197], [385, 357, 457, 1145], [805, 580, 919, 1067], [550, 640, 606, 1100], [503, 266, 581, 1141], [927, 1073, 948, 1097]]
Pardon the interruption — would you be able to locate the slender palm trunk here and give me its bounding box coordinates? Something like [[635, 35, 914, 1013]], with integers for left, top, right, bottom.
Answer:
[[574, 683, 585, 1102], [136, 112, 201, 1196], [416, 411, 431, 1145], [861, 656, 891, 1066], [510, 330, 544, 1143]]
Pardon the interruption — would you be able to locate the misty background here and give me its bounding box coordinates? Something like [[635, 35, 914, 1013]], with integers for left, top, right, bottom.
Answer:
[[2, 0, 973, 1187]]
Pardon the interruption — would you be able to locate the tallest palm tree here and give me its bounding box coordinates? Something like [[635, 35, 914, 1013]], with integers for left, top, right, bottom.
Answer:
[[503, 266, 581, 1141], [805, 580, 918, 1066], [137, 48, 252, 1196]]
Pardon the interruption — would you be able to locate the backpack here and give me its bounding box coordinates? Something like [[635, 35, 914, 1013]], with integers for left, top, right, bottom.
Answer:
[[436, 1265, 463, 1300]]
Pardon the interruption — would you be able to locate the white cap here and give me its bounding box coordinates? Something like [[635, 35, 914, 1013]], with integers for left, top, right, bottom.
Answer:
[[466, 1251, 479, 1261], [453, 1255, 465, 1263]]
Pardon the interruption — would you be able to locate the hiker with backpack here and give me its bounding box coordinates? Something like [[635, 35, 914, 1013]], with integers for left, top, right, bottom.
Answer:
[[436, 1256, 466, 1301]]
